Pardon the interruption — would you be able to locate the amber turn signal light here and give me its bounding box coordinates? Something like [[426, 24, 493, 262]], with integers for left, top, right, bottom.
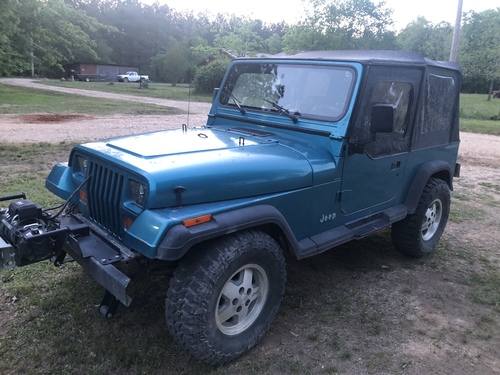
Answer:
[[182, 214, 212, 228], [79, 189, 87, 204], [124, 216, 134, 230]]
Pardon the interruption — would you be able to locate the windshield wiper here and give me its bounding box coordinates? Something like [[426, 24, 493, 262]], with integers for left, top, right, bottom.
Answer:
[[223, 88, 246, 115], [262, 99, 298, 123]]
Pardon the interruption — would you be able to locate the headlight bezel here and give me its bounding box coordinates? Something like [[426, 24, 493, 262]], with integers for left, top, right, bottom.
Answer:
[[129, 179, 148, 208], [74, 155, 88, 176]]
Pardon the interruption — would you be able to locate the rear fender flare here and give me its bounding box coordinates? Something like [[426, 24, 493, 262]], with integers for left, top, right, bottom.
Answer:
[[405, 160, 452, 214]]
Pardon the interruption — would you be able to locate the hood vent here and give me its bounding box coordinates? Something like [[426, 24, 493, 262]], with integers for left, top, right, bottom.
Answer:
[[230, 127, 275, 137]]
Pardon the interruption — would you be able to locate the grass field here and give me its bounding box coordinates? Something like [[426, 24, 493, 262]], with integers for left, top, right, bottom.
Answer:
[[460, 93, 500, 135], [0, 84, 184, 115], [39, 79, 213, 103]]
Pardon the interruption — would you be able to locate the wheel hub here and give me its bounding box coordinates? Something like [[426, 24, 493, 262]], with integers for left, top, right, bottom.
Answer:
[[421, 198, 443, 241], [216, 264, 269, 335]]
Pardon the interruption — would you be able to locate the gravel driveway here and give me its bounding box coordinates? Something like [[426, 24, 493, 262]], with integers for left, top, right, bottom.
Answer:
[[0, 78, 211, 142], [0, 78, 499, 166]]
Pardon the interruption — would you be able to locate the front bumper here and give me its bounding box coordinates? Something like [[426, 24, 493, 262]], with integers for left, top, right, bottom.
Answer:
[[60, 214, 138, 306]]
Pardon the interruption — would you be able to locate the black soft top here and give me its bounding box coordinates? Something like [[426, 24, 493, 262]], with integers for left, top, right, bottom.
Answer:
[[243, 50, 461, 73]]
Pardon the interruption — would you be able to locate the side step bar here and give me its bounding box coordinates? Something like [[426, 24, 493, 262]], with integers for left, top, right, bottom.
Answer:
[[298, 204, 408, 259]]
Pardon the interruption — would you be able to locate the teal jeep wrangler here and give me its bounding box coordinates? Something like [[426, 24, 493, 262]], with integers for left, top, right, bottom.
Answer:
[[0, 50, 461, 364]]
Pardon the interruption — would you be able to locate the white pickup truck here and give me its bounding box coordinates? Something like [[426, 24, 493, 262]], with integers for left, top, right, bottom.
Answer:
[[117, 71, 149, 83]]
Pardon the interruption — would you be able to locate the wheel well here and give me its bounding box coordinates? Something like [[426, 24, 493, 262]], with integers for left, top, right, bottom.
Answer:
[[255, 223, 294, 256], [431, 169, 451, 189], [405, 161, 453, 215]]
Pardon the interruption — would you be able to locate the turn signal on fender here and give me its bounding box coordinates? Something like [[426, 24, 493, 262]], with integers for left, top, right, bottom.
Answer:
[[182, 214, 212, 228]]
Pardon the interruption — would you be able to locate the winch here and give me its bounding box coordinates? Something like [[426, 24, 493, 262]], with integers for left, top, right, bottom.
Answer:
[[0, 194, 62, 269]]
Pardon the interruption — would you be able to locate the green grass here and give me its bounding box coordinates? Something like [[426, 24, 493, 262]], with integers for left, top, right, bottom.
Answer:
[[39, 79, 213, 102], [460, 94, 500, 120], [0, 142, 75, 206], [0, 84, 184, 115], [460, 119, 500, 135], [460, 94, 500, 135], [449, 201, 487, 224]]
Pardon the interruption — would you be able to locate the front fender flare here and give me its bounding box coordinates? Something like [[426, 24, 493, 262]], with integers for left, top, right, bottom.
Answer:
[[156, 205, 307, 261]]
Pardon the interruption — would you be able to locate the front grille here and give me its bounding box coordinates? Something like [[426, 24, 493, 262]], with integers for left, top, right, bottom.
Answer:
[[87, 162, 124, 238]]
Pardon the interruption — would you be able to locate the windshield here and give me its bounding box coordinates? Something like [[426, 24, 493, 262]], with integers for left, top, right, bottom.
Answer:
[[219, 62, 356, 122]]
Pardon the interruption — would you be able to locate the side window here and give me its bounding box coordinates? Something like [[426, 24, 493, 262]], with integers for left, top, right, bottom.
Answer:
[[420, 74, 455, 134], [369, 81, 412, 134], [352, 80, 413, 158], [413, 73, 459, 148]]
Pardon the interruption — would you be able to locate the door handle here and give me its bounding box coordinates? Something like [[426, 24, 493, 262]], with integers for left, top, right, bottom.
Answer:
[[391, 161, 401, 170]]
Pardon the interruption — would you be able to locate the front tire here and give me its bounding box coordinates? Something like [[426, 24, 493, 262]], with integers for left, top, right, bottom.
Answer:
[[392, 178, 450, 257], [166, 230, 286, 365]]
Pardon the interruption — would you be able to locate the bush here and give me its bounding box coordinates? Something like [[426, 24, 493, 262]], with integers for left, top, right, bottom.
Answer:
[[194, 58, 231, 94]]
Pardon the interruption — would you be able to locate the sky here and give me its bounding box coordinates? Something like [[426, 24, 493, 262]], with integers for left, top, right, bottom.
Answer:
[[149, 0, 499, 30]]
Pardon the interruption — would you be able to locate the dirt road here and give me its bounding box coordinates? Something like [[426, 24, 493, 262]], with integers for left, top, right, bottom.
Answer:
[[0, 78, 211, 142]]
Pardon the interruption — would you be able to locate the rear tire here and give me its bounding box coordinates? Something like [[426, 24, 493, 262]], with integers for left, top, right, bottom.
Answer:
[[392, 178, 450, 257], [166, 230, 286, 365], [123, 77, 128, 83]]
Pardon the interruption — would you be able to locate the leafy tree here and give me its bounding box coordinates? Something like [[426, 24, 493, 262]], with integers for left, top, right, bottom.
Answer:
[[459, 9, 500, 96], [0, 0, 23, 76], [2, 0, 498, 93], [150, 37, 189, 85], [212, 16, 266, 57], [265, 33, 284, 55], [1, 0, 113, 76], [283, 0, 395, 52], [283, 20, 336, 52], [397, 17, 453, 61], [68, 0, 177, 71]]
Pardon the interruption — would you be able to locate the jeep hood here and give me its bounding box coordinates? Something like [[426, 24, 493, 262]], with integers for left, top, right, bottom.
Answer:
[[76, 128, 315, 208]]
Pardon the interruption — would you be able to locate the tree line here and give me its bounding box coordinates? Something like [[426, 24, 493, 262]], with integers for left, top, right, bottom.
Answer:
[[0, 0, 498, 93]]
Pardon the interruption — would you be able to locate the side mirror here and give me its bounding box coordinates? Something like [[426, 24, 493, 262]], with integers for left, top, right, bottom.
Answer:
[[370, 104, 395, 133], [348, 104, 395, 156]]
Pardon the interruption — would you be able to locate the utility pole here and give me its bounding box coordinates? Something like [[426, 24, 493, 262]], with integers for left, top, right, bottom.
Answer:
[[449, 0, 463, 62]]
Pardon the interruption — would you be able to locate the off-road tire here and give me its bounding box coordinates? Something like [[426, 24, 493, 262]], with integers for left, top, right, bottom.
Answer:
[[165, 230, 286, 365], [392, 177, 450, 257]]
